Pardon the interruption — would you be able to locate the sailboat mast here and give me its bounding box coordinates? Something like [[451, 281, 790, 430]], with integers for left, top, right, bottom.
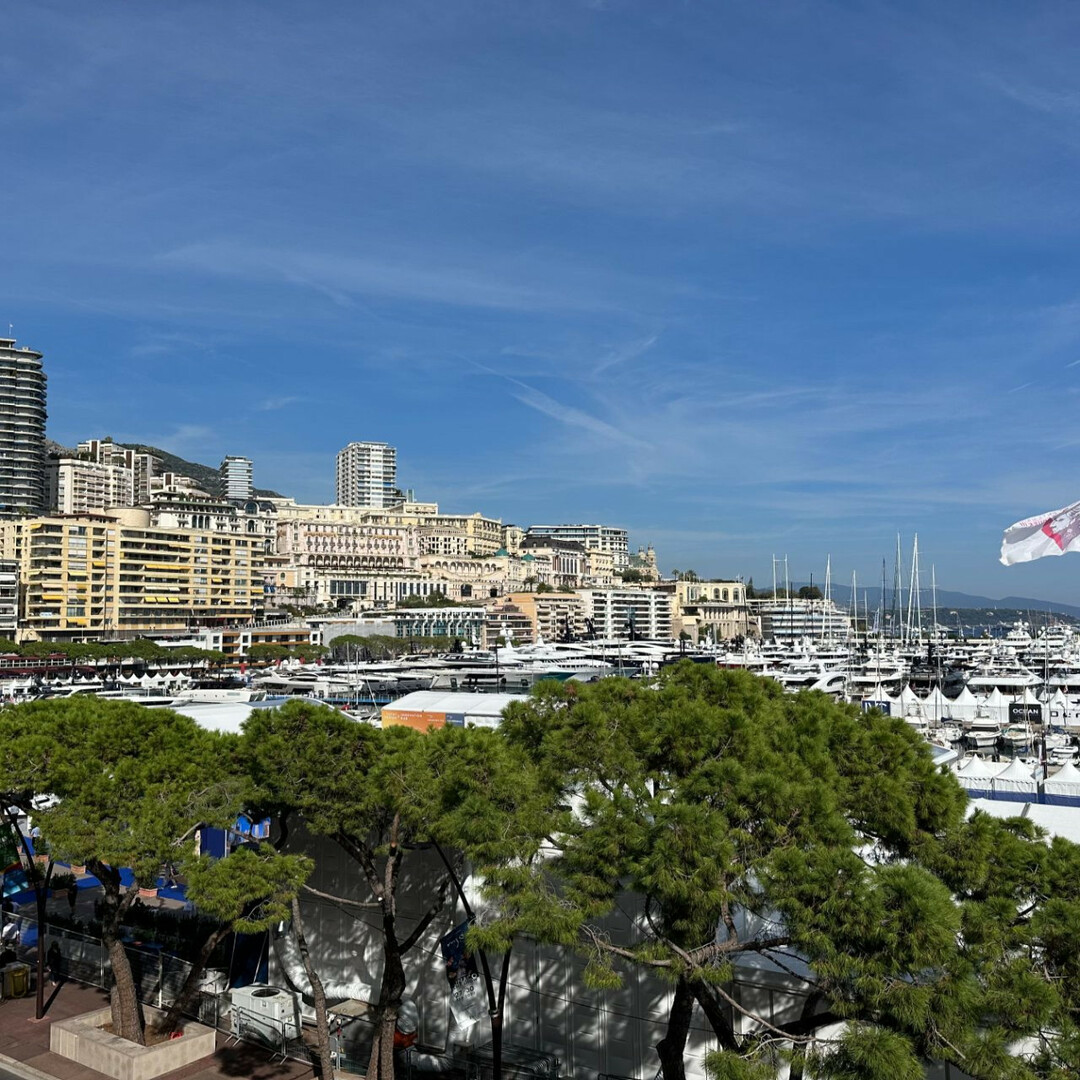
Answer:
[[880, 559, 887, 648], [851, 569, 858, 645], [824, 555, 832, 645], [894, 534, 905, 645], [931, 564, 938, 640], [907, 534, 921, 647], [785, 555, 792, 645]]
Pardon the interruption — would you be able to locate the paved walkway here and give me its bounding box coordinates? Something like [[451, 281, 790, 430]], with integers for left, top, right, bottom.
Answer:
[[0, 980, 321, 1080]]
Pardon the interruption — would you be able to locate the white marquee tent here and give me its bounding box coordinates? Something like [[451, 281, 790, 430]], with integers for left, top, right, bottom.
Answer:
[[991, 757, 1038, 802], [953, 756, 1004, 798], [1044, 760, 1080, 807]]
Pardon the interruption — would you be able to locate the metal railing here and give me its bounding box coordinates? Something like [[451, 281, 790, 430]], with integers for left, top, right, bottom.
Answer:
[[0, 911, 466, 1077], [3, 911, 201, 1011], [0, 911, 370, 1071]]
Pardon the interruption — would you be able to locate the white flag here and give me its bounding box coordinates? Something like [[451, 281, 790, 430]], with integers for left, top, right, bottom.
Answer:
[[1000, 499, 1080, 565]]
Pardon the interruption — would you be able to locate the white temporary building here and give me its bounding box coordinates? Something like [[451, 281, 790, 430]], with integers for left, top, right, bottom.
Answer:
[[861, 687, 895, 714], [1047, 689, 1069, 728], [1017, 686, 1045, 724], [984, 688, 1010, 725], [968, 797, 1080, 844], [923, 686, 949, 722], [947, 686, 979, 723], [895, 685, 922, 713], [953, 756, 1004, 798], [1044, 760, 1080, 807], [991, 757, 1038, 803], [381, 691, 529, 730]]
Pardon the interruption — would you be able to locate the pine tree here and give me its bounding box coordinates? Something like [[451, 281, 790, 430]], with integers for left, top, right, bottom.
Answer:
[[241, 700, 455, 1080], [491, 664, 1071, 1079], [0, 699, 244, 1044]]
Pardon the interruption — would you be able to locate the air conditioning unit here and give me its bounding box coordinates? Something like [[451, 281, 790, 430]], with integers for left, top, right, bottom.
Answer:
[[230, 984, 300, 1044]]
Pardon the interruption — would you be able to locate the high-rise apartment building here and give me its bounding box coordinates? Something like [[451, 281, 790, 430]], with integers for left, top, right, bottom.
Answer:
[[0, 560, 17, 638], [79, 439, 158, 502], [47, 458, 135, 514], [0, 337, 47, 519], [219, 455, 254, 501], [335, 441, 399, 508], [46, 439, 160, 514]]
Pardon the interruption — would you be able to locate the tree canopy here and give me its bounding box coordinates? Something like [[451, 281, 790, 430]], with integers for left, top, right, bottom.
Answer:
[[3, 666, 1080, 1078], [0, 699, 307, 1044], [330, 633, 460, 659], [489, 664, 1076, 1080], [0, 638, 226, 665], [241, 700, 458, 1079]]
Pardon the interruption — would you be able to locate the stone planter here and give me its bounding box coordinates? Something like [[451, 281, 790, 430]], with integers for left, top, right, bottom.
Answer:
[[50, 1006, 217, 1080]]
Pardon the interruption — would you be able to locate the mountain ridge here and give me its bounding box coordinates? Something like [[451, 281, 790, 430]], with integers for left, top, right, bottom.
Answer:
[[803, 584, 1080, 620]]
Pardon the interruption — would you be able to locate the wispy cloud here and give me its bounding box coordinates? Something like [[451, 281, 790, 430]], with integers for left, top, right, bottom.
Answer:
[[470, 359, 650, 450], [256, 395, 303, 412], [511, 383, 650, 450], [13, 1, 1080, 601], [127, 331, 219, 360], [987, 76, 1080, 118], [122, 424, 215, 455], [591, 333, 659, 376], [156, 241, 655, 315]]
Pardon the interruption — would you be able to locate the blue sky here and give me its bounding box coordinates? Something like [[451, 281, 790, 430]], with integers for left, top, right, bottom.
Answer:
[[5, 1, 1080, 602]]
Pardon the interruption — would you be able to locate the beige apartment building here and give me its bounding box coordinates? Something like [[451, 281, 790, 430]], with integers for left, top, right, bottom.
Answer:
[[0, 509, 265, 642], [503, 591, 586, 643], [484, 601, 536, 647], [274, 509, 422, 606], [148, 490, 278, 552], [46, 458, 135, 515], [270, 500, 510, 606], [671, 579, 751, 642], [274, 500, 506, 556], [418, 551, 527, 602], [46, 439, 160, 514]]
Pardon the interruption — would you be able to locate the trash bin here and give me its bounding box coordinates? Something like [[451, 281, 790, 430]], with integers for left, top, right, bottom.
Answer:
[[3, 962, 30, 998]]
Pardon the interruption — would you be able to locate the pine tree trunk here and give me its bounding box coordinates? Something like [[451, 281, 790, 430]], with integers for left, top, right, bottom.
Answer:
[[689, 980, 738, 1051], [107, 935, 145, 1044], [365, 914, 406, 1080], [89, 860, 145, 1045], [491, 950, 512, 1080], [33, 861, 51, 1020], [656, 977, 695, 1080], [291, 896, 333, 1079], [157, 924, 230, 1036]]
